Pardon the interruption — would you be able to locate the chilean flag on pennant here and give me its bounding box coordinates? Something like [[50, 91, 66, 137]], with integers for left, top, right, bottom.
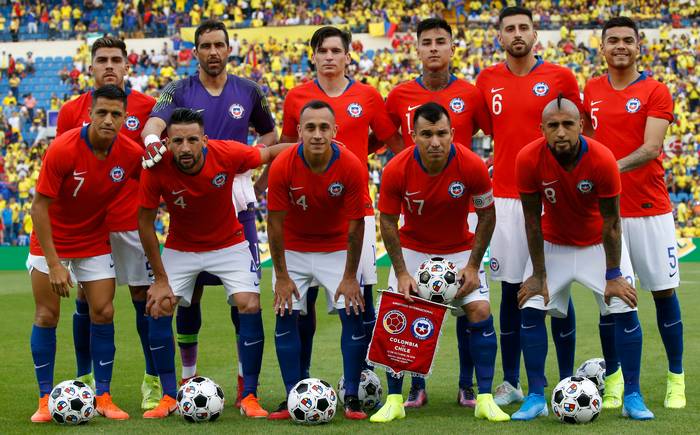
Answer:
[[367, 290, 449, 377]]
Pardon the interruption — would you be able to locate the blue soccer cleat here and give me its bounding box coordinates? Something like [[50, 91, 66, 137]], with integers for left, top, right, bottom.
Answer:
[[622, 392, 654, 420], [511, 393, 548, 421]]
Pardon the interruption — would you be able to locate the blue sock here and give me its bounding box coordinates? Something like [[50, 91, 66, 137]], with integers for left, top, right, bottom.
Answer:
[[31, 325, 56, 396], [387, 374, 404, 395], [599, 314, 619, 375], [239, 312, 264, 397], [362, 285, 376, 369], [500, 281, 522, 386], [338, 310, 366, 397], [230, 305, 240, 334], [550, 298, 576, 379], [274, 311, 301, 394], [520, 308, 547, 396], [73, 299, 91, 377], [654, 293, 683, 374], [133, 299, 156, 376], [147, 316, 177, 398], [469, 315, 497, 394], [614, 311, 642, 395], [298, 286, 318, 379], [457, 315, 474, 388], [411, 375, 426, 390], [90, 323, 116, 395], [230, 305, 242, 379]]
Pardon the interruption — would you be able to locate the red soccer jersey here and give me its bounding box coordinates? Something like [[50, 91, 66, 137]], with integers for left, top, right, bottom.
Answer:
[[583, 73, 674, 217], [378, 143, 494, 254], [267, 143, 367, 252], [139, 139, 262, 252], [56, 89, 156, 232], [476, 60, 582, 198], [30, 126, 143, 258], [385, 76, 491, 148], [515, 136, 621, 246]]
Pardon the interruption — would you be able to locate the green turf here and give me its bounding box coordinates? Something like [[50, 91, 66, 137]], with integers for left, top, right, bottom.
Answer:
[[1, 266, 698, 434]]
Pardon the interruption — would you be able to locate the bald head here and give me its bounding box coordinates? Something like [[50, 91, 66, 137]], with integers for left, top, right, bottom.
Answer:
[[542, 96, 580, 122]]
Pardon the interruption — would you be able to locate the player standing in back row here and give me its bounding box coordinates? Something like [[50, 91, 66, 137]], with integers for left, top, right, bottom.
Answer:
[[475, 6, 583, 405], [583, 16, 684, 409]]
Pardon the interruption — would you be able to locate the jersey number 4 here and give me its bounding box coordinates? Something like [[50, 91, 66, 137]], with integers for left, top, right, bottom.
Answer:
[[174, 196, 187, 209], [289, 192, 308, 211]]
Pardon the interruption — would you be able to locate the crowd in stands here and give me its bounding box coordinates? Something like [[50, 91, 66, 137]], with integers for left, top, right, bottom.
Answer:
[[0, 6, 699, 245]]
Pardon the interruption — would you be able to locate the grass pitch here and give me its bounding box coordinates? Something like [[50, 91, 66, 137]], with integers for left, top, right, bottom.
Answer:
[[1, 266, 698, 434]]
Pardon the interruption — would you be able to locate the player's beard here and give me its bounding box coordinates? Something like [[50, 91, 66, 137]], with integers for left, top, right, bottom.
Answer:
[[175, 152, 201, 171], [200, 59, 224, 77], [505, 39, 534, 58]]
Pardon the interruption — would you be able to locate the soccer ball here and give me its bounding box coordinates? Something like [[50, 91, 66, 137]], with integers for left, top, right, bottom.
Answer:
[[176, 376, 225, 422], [414, 257, 460, 304], [287, 378, 338, 425], [48, 380, 96, 425], [337, 369, 383, 411], [575, 358, 606, 394], [551, 376, 602, 424]]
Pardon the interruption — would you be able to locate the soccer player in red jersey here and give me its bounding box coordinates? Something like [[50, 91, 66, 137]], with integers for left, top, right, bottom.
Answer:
[[280, 26, 402, 384], [29, 86, 142, 422], [475, 6, 583, 405], [56, 36, 161, 409], [514, 96, 652, 420], [267, 100, 369, 420], [583, 17, 684, 409], [371, 103, 509, 423], [138, 108, 290, 419], [385, 17, 491, 409]]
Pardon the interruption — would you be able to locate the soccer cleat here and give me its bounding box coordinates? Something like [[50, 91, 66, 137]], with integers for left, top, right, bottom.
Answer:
[[240, 394, 268, 418], [602, 367, 624, 409], [622, 392, 655, 420], [511, 393, 548, 421], [77, 372, 96, 392], [235, 374, 244, 408], [493, 381, 524, 406], [30, 394, 51, 423], [142, 395, 177, 419], [403, 387, 428, 408], [180, 373, 197, 386], [141, 373, 162, 410], [457, 386, 477, 408], [267, 401, 290, 420], [665, 371, 686, 409], [96, 393, 130, 420], [475, 393, 510, 422], [370, 394, 405, 423], [344, 396, 368, 420]]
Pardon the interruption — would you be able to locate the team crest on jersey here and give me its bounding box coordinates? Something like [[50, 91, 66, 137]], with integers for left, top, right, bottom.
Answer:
[[328, 181, 344, 197], [449, 97, 465, 113], [109, 166, 125, 182], [124, 115, 140, 131], [211, 172, 228, 187], [577, 179, 594, 194], [346, 102, 363, 118], [489, 257, 500, 271], [625, 97, 642, 113], [228, 103, 245, 119], [532, 82, 550, 97], [448, 181, 465, 198]]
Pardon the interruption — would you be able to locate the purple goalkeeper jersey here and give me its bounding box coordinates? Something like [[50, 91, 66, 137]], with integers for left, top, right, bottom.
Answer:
[[151, 74, 275, 143]]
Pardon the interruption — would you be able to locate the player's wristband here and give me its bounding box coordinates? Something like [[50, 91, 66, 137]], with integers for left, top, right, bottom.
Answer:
[[144, 134, 161, 146], [605, 267, 622, 280]]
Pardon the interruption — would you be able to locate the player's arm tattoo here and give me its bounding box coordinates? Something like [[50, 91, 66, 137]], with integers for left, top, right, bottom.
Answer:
[[380, 212, 408, 275], [267, 210, 289, 277], [520, 192, 546, 276], [617, 117, 670, 173], [469, 205, 496, 270], [344, 218, 364, 278], [138, 207, 167, 281], [30, 193, 60, 266], [599, 196, 622, 269]]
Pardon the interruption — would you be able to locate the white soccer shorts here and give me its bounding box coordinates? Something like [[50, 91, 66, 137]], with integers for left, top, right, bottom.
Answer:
[[521, 241, 636, 317], [110, 230, 153, 287], [622, 213, 680, 291], [359, 214, 378, 286], [26, 253, 115, 282], [387, 247, 490, 312], [489, 197, 530, 283], [162, 241, 260, 307]]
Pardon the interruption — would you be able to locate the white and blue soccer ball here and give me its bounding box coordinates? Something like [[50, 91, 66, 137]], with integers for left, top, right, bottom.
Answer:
[[551, 376, 602, 424], [287, 378, 338, 425], [576, 358, 606, 394], [48, 380, 96, 425], [176, 376, 225, 422], [337, 369, 383, 411], [415, 257, 460, 304]]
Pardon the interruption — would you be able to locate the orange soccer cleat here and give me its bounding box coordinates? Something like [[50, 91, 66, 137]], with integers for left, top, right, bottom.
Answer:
[[96, 393, 130, 420], [143, 395, 177, 419], [240, 394, 269, 418], [30, 394, 51, 423]]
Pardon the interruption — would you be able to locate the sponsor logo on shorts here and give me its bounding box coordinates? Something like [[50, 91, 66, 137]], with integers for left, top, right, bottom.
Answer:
[[124, 115, 140, 131], [229, 103, 245, 119], [411, 317, 434, 340], [625, 97, 642, 113], [328, 181, 344, 197], [110, 166, 125, 182], [211, 172, 228, 187], [382, 309, 407, 334], [489, 257, 500, 271], [449, 97, 465, 113], [576, 179, 593, 194], [448, 181, 465, 198], [532, 82, 550, 96], [346, 102, 363, 118]]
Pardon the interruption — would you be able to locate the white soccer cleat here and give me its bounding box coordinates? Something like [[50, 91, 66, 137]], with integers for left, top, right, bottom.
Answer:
[[494, 381, 524, 406]]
